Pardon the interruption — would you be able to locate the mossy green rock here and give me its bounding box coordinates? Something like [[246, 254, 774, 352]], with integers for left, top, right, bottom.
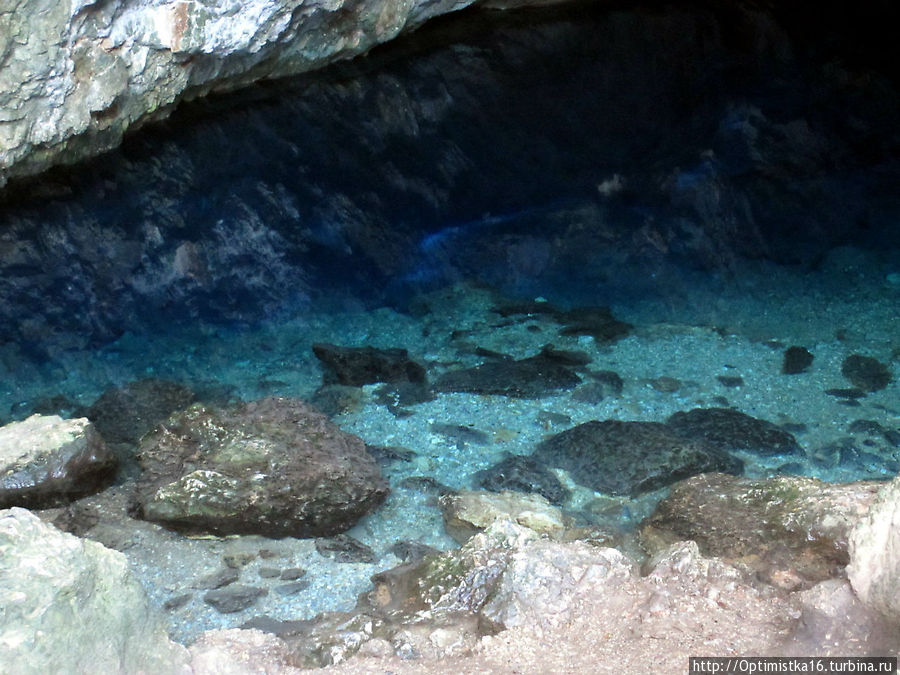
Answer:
[[135, 397, 388, 537]]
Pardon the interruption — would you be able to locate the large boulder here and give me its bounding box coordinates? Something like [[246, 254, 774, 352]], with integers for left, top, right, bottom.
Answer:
[[0, 507, 189, 673], [0, 415, 117, 508], [134, 397, 389, 537], [847, 475, 900, 623], [532, 420, 743, 496], [641, 472, 882, 590]]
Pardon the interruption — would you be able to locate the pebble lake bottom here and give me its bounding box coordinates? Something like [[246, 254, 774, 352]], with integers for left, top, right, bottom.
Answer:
[[0, 0, 898, 648]]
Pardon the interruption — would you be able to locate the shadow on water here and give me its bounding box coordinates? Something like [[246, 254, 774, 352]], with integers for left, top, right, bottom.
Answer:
[[0, 0, 898, 358]]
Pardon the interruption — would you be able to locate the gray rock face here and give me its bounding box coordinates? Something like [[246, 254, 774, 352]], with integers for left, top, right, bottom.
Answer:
[[0, 0, 558, 187], [0, 415, 117, 508], [134, 396, 389, 537], [847, 475, 900, 623], [0, 507, 189, 673]]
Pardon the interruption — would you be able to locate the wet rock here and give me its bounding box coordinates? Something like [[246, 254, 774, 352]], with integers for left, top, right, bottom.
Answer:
[[848, 475, 900, 623], [194, 567, 241, 590], [434, 353, 581, 398], [841, 354, 892, 392], [134, 397, 389, 538], [389, 540, 441, 564], [666, 407, 802, 457], [429, 423, 491, 447], [537, 344, 592, 367], [533, 420, 742, 497], [204, 585, 268, 614], [440, 490, 571, 544], [824, 387, 867, 399], [782, 346, 814, 374], [474, 454, 570, 505], [280, 567, 307, 581], [0, 415, 117, 509], [274, 581, 311, 596], [312, 343, 426, 387], [641, 473, 882, 590], [309, 385, 365, 417], [570, 382, 607, 404], [316, 534, 376, 563], [650, 376, 681, 393], [87, 378, 195, 445], [51, 502, 101, 536], [586, 370, 625, 396], [716, 375, 744, 388], [0, 508, 189, 672], [555, 307, 632, 344], [365, 444, 416, 465]]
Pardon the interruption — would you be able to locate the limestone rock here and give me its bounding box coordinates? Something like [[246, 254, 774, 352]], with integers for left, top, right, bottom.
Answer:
[[480, 539, 636, 629], [641, 472, 882, 590], [847, 475, 900, 623], [533, 420, 743, 496], [0, 507, 189, 673], [0, 0, 561, 187], [439, 490, 571, 544], [134, 397, 388, 537], [0, 415, 117, 508]]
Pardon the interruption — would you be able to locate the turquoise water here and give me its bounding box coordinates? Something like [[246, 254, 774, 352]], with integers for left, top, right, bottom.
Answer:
[[0, 0, 898, 644]]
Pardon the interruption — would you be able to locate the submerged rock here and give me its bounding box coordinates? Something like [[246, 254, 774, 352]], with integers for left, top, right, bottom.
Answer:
[[434, 353, 581, 398], [312, 343, 427, 387], [0, 508, 189, 673], [134, 397, 388, 537], [666, 407, 802, 457], [204, 586, 269, 614], [0, 415, 117, 509], [87, 378, 195, 445], [640, 472, 882, 590], [841, 354, 892, 392], [533, 420, 742, 496], [315, 534, 377, 564], [782, 346, 814, 374], [474, 454, 570, 505]]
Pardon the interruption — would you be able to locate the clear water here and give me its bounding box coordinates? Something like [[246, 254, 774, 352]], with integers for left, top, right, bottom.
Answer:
[[0, 1, 898, 644]]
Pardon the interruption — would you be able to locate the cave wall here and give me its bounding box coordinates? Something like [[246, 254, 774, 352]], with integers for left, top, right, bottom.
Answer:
[[0, 0, 568, 188]]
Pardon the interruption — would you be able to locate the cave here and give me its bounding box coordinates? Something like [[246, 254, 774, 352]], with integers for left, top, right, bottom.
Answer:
[[0, 0, 898, 668]]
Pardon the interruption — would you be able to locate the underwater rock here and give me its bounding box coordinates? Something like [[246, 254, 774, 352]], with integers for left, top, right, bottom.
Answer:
[[533, 420, 742, 497], [204, 585, 268, 614], [555, 306, 633, 344], [841, 354, 893, 392], [640, 472, 882, 590], [782, 346, 814, 374], [474, 454, 570, 505], [87, 378, 195, 445], [666, 407, 802, 457], [193, 567, 241, 591], [309, 385, 365, 417], [315, 534, 376, 564], [312, 343, 427, 387], [389, 540, 442, 564], [0, 415, 117, 509], [536, 344, 592, 367], [434, 352, 581, 398], [440, 490, 571, 544], [429, 422, 491, 447], [0, 508, 189, 673], [134, 397, 388, 537], [848, 475, 900, 624]]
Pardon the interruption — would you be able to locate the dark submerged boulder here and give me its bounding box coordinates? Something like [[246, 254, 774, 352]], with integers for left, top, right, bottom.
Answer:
[[312, 343, 427, 387], [533, 420, 742, 497], [134, 397, 388, 537], [666, 407, 802, 458]]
